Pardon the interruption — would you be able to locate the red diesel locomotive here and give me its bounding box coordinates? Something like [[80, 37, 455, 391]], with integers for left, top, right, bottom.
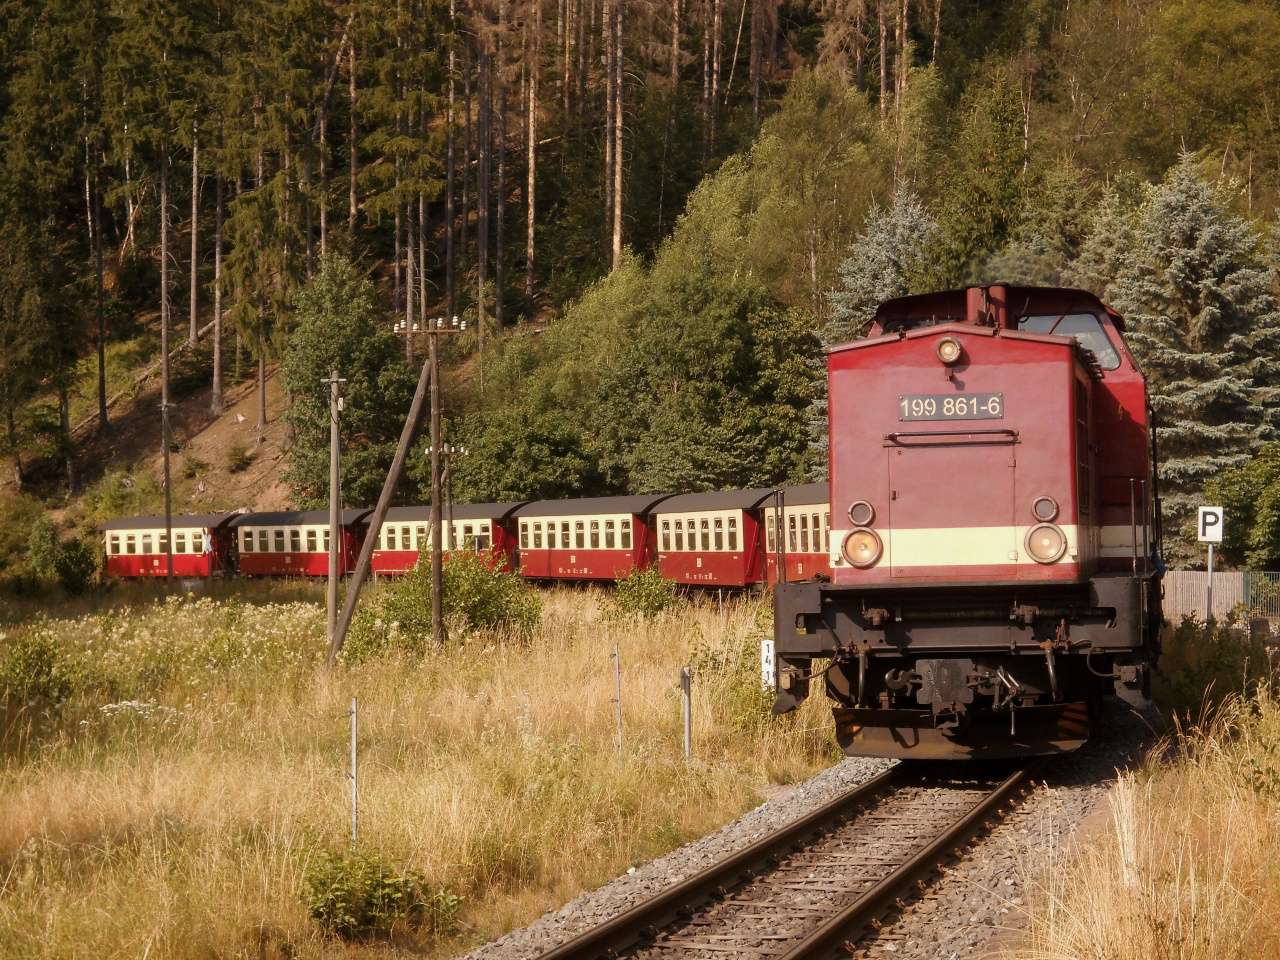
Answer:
[[772, 285, 1161, 760]]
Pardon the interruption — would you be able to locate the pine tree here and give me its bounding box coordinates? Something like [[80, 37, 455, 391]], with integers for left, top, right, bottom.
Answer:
[[1096, 155, 1280, 566]]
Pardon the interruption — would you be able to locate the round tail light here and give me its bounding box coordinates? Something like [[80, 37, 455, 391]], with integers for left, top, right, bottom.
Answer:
[[1025, 523, 1068, 564], [936, 337, 963, 365], [842, 528, 883, 568], [1032, 496, 1059, 522], [848, 500, 875, 526]]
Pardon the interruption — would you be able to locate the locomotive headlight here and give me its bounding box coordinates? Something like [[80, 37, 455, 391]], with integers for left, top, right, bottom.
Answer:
[[1025, 523, 1068, 564], [1032, 497, 1059, 522], [848, 500, 875, 526], [842, 528, 883, 568], [936, 336, 963, 365]]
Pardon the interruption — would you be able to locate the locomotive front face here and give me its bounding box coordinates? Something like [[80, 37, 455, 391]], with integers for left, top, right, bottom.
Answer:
[[827, 325, 1090, 583], [773, 285, 1161, 761]]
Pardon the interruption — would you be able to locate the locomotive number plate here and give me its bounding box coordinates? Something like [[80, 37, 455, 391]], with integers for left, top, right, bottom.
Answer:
[[898, 393, 1003, 420]]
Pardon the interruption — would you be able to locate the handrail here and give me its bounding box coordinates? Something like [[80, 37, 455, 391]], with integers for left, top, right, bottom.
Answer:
[[884, 428, 1019, 446]]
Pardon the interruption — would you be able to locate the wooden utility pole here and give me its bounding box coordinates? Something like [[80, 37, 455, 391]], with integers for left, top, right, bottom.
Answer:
[[323, 371, 346, 641]]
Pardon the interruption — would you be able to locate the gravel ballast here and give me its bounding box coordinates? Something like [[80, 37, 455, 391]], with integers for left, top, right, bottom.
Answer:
[[461, 698, 1156, 960]]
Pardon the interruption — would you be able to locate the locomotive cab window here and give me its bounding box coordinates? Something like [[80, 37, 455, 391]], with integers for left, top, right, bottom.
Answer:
[[621, 519, 632, 549], [662, 520, 671, 552], [590, 520, 600, 548], [1018, 313, 1121, 370], [728, 517, 738, 551]]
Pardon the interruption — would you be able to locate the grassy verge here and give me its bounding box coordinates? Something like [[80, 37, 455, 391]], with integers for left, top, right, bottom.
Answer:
[[0, 587, 838, 958]]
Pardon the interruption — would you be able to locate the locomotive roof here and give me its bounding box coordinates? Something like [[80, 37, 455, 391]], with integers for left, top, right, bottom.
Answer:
[[98, 513, 234, 532], [869, 285, 1124, 332], [512, 494, 674, 517], [227, 509, 372, 527], [653, 488, 779, 513], [381, 502, 526, 522], [771, 483, 829, 506]]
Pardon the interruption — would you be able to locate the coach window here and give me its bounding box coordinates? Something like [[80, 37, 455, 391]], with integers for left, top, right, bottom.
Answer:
[[800, 514, 811, 552], [823, 513, 831, 553], [521, 522, 531, 549], [290, 530, 301, 552], [533, 522, 544, 548], [575, 521, 585, 548], [399, 526, 409, 549], [386, 527, 397, 551], [698, 518, 708, 551], [728, 517, 738, 551], [587, 520, 598, 548], [662, 520, 671, 551], [812, 514, 821, 549], [547, 523, 557, 549], [159, 533, 170, 554], [175, 533, 187, 554], [484, 524, 495, 550], [142, 534, 154, 554], [714, 517, 724, 551], [766, 516, 775, 553], [272, 530, 284, 552], [788, 515, 798, 552], [109, 534, 120, 555], [559, 521, 569, 549], [240, 531, 252, 553], [323, 529, 331, 553], [605, 520, 616, 549], [125, 534, 137, 555], [621, 519, 632, 549], [674, 520, 684, 551], [306, 530, 317, 552], [414, 526, 425, 549]]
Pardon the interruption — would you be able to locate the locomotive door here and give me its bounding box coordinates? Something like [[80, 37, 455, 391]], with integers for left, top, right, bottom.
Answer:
[[886, 434, 1017, 578]]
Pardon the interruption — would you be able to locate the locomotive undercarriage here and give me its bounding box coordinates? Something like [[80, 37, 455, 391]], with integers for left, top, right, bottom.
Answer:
[[772, 574, 1161, 760]]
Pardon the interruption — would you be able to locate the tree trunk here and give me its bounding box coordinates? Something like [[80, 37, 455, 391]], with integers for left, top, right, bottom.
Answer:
[[7, 407, 24, 489], [478, 50, 490, 342], [701, 0, 711, 156], [160, 148, 171, 419], [319, 114, 328, 257], [878, 0, 888, 117], [462, 52, 472, 308], [446, 0, 457, 318], [673, 0, 682, 87], [394, 174, 403, 316], [895, 0, 907, 107], [711, 0, 722, 118], [189, 124, 199, 345], [59, 389, 74, 491], [257, 346, 267, 431], [349, 44, 358, 242], [605, 0, 615, 225], [527, 0, 539, 304], [496, 0, 507, 330], [932, 0, 942, 63], [855, 1, 865, 92], [93, 165, 108, 436], [405, 199, 415, 359], [212, 165, 224, 414], [612, 0, 622, 267], [749, 0, 760, 122]]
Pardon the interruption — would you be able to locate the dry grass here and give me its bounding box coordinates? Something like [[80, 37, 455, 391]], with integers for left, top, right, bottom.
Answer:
[[0, 586, 838, 958], [1023, 689, 1280, 960]]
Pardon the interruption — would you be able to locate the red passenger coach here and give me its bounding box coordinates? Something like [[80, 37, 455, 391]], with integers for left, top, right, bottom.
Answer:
[[761, 484, 833, 585], [652, 489, 774, 587], [370, 502, 524, 575], [772, 285, 1162, 760], [513, 495, 671, 580], [231, 510, 371, 576], [100, 514, 235, 578]]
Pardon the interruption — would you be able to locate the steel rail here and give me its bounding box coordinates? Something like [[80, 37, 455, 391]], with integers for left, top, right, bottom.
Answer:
[[531, 766, 902, 960], [774, 762, 1037, 960], [531, 761, 1038, 960]]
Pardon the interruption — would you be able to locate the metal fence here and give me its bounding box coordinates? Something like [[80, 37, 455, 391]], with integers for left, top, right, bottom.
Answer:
[[1162, 570, 1280, 621]]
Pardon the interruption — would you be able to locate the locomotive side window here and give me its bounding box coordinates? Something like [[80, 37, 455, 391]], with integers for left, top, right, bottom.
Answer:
[[110, 535, 120, 554], [175, 533, 187, 554], [127, 534, 137, 555], [1018, 313, 1121, 370], [1076, 379, 1092, 513], [662, 521, 671, 552], [728, 517, 738, 551], [306, 530, 317, 552], [605, 520, 616, 549], [290, 530, 302, 552], [621, 519, 632, 549], [274, 530, 285, 552], [533, 523, 544, 548], [788, 515, 797, 552], [576, 521, 585, 548], [675, 520, 684, 551], [520, 522, 529, 548], [590, 520, 600, 548], [714, 517, 724, 551]]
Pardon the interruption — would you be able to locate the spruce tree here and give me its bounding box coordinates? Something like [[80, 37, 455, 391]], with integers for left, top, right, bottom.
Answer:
[[1094, 156, 1280, 566]]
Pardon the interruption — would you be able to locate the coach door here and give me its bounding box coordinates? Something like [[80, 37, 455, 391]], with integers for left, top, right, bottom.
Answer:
[[886, 431, 1017, 578]]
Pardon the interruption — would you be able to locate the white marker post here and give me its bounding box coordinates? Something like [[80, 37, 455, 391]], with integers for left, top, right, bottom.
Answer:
[[761, 639, 776, 692], [1198, 506, 1225, 621]]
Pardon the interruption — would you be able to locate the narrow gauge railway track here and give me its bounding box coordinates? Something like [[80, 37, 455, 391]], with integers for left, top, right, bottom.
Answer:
[[533, 762, 1040, 960]]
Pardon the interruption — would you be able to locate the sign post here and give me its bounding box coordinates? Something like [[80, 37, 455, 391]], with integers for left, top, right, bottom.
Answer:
[[1198, 506, 1225, 621]]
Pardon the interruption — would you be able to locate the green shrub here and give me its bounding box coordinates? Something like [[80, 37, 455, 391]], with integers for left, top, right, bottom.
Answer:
[[181, 453, 209, 478], [0, 632, 72, 709], [348, 549, 542, 659], [303, 846, 460, 940], [1154, 616, 1262, 717], [612, 567, 678, 619], [0, 496, 44, 577], [689, 628, 774, 732], [53, 540, 98, 596], [226, 442, 254, 473], [26, 516, 59, 579]]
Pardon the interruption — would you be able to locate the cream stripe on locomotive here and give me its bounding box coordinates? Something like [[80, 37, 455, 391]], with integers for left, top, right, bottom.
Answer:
[[829, 524, 1082, 568]]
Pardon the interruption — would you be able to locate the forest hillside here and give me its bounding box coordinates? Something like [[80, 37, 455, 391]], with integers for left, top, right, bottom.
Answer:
[[3, 0, 1280, 569]]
